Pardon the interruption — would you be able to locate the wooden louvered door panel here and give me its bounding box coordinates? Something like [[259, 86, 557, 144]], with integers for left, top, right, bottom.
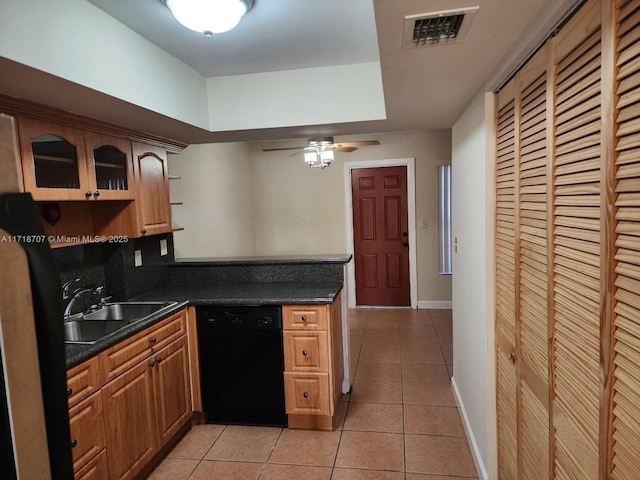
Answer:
[[495, 80, 518, 480], [551, 1, 603, 478], [609, 0, 640, 478], [516, 48, 551, 480]]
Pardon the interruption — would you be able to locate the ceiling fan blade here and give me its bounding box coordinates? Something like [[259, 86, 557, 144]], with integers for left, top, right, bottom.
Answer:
[[336, 140, 380, 147], [262, 146, 305, 152], [333, 146, 357, 152]]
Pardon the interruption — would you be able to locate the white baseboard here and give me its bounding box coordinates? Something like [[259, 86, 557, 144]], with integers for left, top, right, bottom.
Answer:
[[417, 301, 452, 309], [451, 377, 489, 480]]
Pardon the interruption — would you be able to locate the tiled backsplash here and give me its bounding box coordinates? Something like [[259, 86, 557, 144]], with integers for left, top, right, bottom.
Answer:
[[53, 233, 175, 302]]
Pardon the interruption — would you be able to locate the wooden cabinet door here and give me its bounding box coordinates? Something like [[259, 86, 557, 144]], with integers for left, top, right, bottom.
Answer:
[[131, 142, 172, 236], [18, 117, 91, 200], [102, 361, 158, 480], [152, 336, 192, 446], [69, 391, 106, 473], [84, 132, 134, 200], [74, 450, 109, 480]]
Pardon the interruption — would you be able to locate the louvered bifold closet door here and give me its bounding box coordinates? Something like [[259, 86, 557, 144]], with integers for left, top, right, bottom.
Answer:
[[516, 48, 551, 480], [495, 80, 518, 479], [551, 1, 603, 478], [610, 0, 640, 478]]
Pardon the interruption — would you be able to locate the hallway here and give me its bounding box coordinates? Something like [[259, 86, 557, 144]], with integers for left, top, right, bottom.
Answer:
[[148, 308, 478, 479]]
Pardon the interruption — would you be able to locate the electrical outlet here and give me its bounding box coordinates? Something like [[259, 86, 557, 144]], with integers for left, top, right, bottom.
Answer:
[[421, 219, 428, 229], [160, 239, 168, 256], [134, 250, 143, 267], [454, 237, 459, 253]]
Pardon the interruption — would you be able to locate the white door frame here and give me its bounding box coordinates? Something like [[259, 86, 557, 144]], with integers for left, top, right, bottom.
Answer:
[[343, 158, 418, 309]]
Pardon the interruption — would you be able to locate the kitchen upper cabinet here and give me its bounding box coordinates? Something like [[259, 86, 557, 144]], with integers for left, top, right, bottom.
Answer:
[[19, 117, 89, 201], [83, 132, 134, 201], [131, 142, 172, 236], [18, 118, 135, 202]]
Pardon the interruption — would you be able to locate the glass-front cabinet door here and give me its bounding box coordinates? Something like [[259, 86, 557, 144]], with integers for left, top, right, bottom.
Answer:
[[18, 118, 134, 201], [18, 117, 90, 201], [84, 132, 134, 200]]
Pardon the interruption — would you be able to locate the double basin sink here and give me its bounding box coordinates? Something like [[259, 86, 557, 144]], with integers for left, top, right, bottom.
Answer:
[[64, 301, 178, 344]]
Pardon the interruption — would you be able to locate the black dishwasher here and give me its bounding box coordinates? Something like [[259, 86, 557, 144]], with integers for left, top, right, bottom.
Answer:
[[197, 305, 287, 427]]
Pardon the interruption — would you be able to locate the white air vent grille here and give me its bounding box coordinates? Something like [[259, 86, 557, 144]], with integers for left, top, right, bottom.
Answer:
[[403, 6, 479, 48]]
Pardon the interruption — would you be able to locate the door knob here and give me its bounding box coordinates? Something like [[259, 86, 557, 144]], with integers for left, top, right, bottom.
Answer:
[[402, 242, 409, 247], [402, 231, 408, 237]]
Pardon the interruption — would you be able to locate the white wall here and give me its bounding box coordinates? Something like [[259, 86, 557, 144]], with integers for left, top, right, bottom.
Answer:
[[451, 91, 495, 480], [207, 62, 386, 131], [0, 0, 210, 130], [168, 143, 256, 258]]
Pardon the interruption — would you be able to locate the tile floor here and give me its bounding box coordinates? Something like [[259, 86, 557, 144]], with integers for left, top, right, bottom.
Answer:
[[147, 308, 478, 479]]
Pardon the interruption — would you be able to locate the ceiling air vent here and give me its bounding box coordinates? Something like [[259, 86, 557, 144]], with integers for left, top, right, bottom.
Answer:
[[403, 6, 479, 48]]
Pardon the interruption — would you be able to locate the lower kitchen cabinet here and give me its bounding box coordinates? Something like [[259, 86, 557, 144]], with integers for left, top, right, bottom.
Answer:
[[74, 450, 109, 480], [69, 391, 106, 473], [152, 336, 192, 446], [283, 291, 344, 430], [101, 359, 158, 480], [67, 309, 193, 480]]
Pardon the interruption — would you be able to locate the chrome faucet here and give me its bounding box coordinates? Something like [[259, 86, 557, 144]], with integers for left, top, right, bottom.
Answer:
[[63, 285, 106, 320], [61, 278, 81, 300]]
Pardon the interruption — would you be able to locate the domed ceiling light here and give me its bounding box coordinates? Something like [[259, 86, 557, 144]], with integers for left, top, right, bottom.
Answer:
[[165, 0, 254, 36]]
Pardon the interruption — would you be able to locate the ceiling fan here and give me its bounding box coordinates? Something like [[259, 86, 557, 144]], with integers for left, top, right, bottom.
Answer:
[[263, 136, 381, 169], [263, 136, 380, 154]]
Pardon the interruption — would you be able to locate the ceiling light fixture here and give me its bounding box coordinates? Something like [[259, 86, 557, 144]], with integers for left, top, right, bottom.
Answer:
[[165, 0, 254, 36], [304, 138, 335, 169]]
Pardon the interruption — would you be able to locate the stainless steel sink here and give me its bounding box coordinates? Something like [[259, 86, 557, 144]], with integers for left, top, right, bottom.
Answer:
[[64, 301, 178, 344]]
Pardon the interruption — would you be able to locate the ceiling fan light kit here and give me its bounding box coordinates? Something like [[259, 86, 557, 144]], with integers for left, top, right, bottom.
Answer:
[[263, 136, 381, 170], [165, 0, 254, 35]]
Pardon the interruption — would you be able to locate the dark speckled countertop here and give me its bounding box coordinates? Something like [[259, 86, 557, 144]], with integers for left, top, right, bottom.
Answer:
[[132, 282, 343, 305]]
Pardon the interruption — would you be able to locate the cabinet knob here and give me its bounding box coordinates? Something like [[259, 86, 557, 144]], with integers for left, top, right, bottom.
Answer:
[[85, 191, 92, 198], [71, 439, 78, 448], [66, 388, 73, 397], [93, 191, 100, 198], [148, 360, 156, 368], [149, 337, 157, 344], [303, 392, 309, 398], [141, 229, 147, 235], [155, 357, 162, 364], [508, 352, 516, 364], [302, 350, 308, 356], [301, 315, 307, 322]]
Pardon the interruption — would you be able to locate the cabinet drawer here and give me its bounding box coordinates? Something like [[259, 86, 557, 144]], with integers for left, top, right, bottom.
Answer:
[[67, 356, 103, 408], [100, 310, 186, 381], [284, 332, 329, 372], [74, 447, 108, 480], [284, 373, 331, 416], [69, 391, 106, 474], [283, 305, 327, 330]]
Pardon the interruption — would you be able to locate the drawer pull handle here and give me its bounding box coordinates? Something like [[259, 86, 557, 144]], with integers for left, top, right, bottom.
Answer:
[[301, 315, 307, 322], [71, 439, 78, 448], [149, 337, 157, 344], [302, 350, 308, 356], [66, 388, 73, 397]]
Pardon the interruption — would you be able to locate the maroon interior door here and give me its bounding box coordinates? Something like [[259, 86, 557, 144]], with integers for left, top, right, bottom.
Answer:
[[351, 166, 410, 306]]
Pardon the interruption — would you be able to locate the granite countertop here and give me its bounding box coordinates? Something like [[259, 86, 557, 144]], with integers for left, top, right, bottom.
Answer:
[[132, 282, 343, 305], [172, 254, 352, 266], [65, 282, 343, 368]]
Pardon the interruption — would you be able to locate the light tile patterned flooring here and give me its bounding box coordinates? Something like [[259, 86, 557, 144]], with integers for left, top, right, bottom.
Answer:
[[148, 308, 478, 479]]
